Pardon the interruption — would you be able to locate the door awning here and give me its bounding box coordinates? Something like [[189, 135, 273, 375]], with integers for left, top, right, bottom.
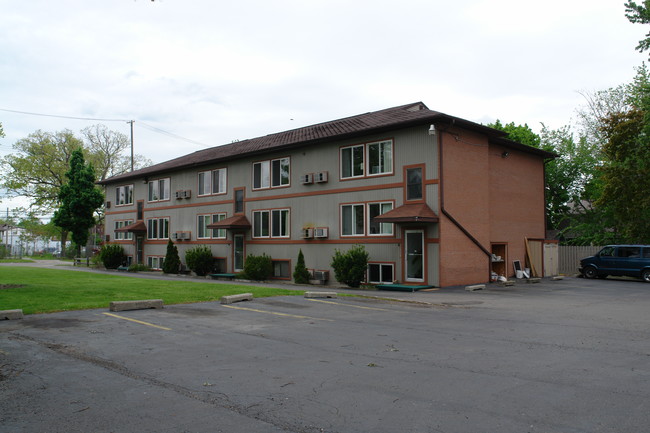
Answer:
[[372, 203, 439, 224], [114, 220, 147, 233], [206, 214, 251, 230]]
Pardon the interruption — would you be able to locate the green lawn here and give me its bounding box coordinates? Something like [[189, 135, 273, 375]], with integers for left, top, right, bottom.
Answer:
[[0, 267, 303, 314]]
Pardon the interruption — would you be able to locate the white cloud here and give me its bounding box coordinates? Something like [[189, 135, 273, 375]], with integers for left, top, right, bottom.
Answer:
[[0, 0, 645, 181]]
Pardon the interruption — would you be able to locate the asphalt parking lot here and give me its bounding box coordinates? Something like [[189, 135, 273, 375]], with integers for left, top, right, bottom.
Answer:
[[2, 276, 650, 433]]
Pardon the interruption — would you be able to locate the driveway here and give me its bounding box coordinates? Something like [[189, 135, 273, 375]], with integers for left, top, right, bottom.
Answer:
[[1, 268, 650, 432]]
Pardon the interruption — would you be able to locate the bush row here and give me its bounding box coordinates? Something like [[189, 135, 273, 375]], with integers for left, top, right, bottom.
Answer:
[[97, 243, 369, 287]]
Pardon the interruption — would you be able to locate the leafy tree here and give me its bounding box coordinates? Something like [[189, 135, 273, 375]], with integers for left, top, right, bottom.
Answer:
[[0, 122, 4, 137], [488, 120, 540, 147], [1, 129, 83, 210], [331, 245, 369, 288], [625, 1, 650, 56], [0, 126, 151, 211], [598, 108, 650, 242], [162, 239, 181, 274], [52, 149, 104, 257], [293, 249, 311, 284]]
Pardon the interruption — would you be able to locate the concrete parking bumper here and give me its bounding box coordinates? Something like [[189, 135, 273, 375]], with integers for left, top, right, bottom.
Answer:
[[109, 299, 164, 312], [0, 309, 24, 320]]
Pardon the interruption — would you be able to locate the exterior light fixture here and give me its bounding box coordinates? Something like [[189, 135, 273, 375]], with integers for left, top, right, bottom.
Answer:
[[428, 124, 436, 135]]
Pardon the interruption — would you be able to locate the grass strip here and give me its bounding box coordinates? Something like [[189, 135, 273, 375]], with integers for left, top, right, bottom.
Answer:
[[0, 267, 302, 314]]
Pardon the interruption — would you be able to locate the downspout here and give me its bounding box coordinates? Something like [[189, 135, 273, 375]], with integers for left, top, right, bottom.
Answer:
[[437, 127, 493, 282]]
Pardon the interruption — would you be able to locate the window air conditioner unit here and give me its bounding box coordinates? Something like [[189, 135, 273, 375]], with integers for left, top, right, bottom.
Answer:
[[182, 189, 191, 198], [175, 190, 183, 199], [301, 228, 314, 239], [300, 173, 314, 184], [105, 201, 111, 208], [315, 171, 328, 183], [313, 270, 329, 281], [314, 227, 328, 238], [180, 231, 191, 240]]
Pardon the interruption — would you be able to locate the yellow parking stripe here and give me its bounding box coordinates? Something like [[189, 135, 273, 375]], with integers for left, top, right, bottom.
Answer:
[[306, 299, 389, 311], [222, 305, 333, 321], [102, 312, 172, 330]]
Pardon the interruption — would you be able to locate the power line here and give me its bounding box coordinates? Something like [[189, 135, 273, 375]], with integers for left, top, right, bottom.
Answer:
[[138, 121, 213, 148], [0, 107, 215, 149], [0, 108, 128, 122]]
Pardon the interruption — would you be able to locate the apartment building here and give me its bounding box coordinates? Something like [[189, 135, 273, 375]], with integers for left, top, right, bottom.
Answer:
[[99, 102, 555, 287]]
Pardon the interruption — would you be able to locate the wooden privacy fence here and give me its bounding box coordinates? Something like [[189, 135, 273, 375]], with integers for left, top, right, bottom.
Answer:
[[558, 245, 603, 275]]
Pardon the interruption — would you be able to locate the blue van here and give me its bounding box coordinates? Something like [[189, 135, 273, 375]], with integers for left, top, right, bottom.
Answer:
[[579, 245, 650, 282]]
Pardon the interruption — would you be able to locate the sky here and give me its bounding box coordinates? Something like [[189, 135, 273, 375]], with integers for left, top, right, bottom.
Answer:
[[0, 0, 647, 214]]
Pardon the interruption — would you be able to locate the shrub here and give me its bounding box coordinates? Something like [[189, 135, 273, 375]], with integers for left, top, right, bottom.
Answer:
[[331, 244, 369, 288], [99, 244, 125, 269], [293, 249, 311, 284], [242, 253, 273, 280], [162, 239, 181, 274], [185, 246, 215, 276], [128, 263, 152, 272]]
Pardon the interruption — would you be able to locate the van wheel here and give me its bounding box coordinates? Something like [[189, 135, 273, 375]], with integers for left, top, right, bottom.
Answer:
[[642, 269, 650, 283], [583, 266, 598, 279]]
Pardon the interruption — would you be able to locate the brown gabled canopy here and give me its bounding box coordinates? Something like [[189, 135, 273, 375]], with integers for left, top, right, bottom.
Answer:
[[206, 214, 251, 230], [372, 203, 439, 224], [114, 220, 147, 233]]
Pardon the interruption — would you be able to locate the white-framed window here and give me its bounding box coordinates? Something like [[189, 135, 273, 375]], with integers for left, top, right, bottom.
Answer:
[[341, 140, 393, 179], [253, 209, 290, 238], [197, 213, 227, 239], [114, 220, 134, 240], [367, 140, 393, 176], [198, 168, 227, 196], [271, 209, 289, 237], [115, 185, 133, 206], [147, 256, 165, 270], [368, 202, 394, 235], [368, 263, 394, 284], [253, 157, 290, 189], [148, 178, 170, 202], [147, 217, 169, 240], [253, 210, 269, 238], [271, 158, 290, 187], [341, 204, 365, 236], [341, 144, 364, 179], [341, 202, 393, 237]]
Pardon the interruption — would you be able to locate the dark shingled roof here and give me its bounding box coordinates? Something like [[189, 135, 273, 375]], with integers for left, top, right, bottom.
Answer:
[[99, 102, 555, 185], [373, 203, 439, 224]]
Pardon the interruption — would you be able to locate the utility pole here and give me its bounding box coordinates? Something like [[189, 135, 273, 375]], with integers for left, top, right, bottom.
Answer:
[[127, 120, 135, 171]]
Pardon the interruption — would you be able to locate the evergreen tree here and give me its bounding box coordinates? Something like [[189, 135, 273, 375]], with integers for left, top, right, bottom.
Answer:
[[293, 249, 311, 284], [162, 239, 181, 274], [52, 149, 104, 257]]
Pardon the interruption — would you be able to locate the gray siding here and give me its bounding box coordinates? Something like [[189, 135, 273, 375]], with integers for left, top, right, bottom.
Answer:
[[104, 125, 441, 285]]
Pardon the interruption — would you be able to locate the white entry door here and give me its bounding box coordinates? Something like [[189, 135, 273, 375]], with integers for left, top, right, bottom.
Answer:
[[405, 230, 424, 282]]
